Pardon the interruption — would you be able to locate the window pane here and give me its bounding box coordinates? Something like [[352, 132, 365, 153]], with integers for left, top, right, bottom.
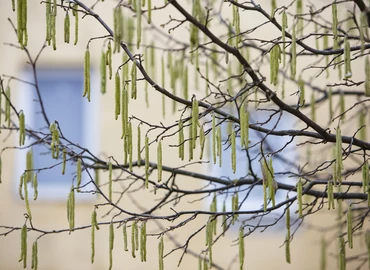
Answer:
[[31, 69, 83, 186]]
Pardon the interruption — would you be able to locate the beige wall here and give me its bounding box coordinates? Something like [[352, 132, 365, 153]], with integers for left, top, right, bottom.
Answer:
[[0, 1, 367, 270]]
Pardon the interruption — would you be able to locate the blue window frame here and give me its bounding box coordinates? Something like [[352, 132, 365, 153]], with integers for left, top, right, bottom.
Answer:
[[16, 68, 99, 200]]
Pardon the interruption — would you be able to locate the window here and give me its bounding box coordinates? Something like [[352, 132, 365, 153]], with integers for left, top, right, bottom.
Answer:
[[16, 68, 99, 200], [206, 108, 298, 229]]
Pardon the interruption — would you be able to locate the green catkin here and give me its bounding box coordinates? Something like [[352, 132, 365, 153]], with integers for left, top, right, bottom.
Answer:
[[199, 125, 206, 160], [328, 88, 333, 120], [45, 0, 51, 44], [231, 129, 236, 174], [285, 232, 291, 264], [212, 113, 216, 164], [19, 111, 25, 146], [366, 231, 370, 269], [205, 221, 210, 246], [137, 126, 142, 166], [222, 201, 226, 234], [239, 105, 249, 149], [296, 0, 303, 35], [100, 51, 107, 94], [216, 126, 222, 167], [5, 86, 11, 127], [131, 222, 137, 258], [91, 210, 99, 264], [239, 227, 244, 270], [17, 0, 27, 47], [121, 85, 129, 138], [269, 160, 276, 206], [261, 159, 272, 207], [107, 41, 112, 80], [136, 0, 142, 49], [157, 141, 162, 182], [51, 9, 56, 50], [72, 4, 78, 45], [19, 175, 24, 200], [335, 125, 343, 184], [210, 194, 217, 235], [123, 223, 128, 251], [31, 242, 38, 270], [191, 98, 199, 149], [347, 205, 353, 249], [26, 149, 33, 183], [23, 173, 32, 219], [179, 120, 184, 160], [50, 122, 60, 159], [310, 92, 316, 122], [161, 56, 166, 117], [360, 110, 368, 145], [227, 64, 232, 94], [67, 185, 75, 231], [360, 14, 368, 53], [115, 72, 121, 120], [334, 40, 342, 79], [113, 7, 123, 53], [189, 125, 194, 161], [271, 0, 276, 17], [140, 222, 147, 262], [62, 148, 67, 175], [147, 0, 152, 24], [76, 159, 81, 190], [235, 5, 241, 44], [286, 198, 291, 264], [52, 0, 56, 16], [131, 62, 137, 99], [362, 161, 369, 194], [232, 193, 239, 224], [32, 174, 38, 200], [270, 44, 281, 86], [108, 159, 113, 201], [203, 257, 208, 270], [126, 17, 134, 50], [158, 236, 164, 270], [145, 136, 149, 188], [0, 84, 2, 130], [324, 34, 330, 78], [128, 122, 133, 171], [297, 178, 303, 218], [339, 236, 346, 270], [320, 238, 326, 270], [291, 23, 297, 80], [328, 181, 335, 210], [64, 12, 70, 44], [332, 3, 338, 40], [206, 221, 213, 268], [184, 68, 189, 100], [344, 38, 352, 78], [124, 127, 128, 165], [19, 224, 27, 268], [109, 222, 114, 270], [365, 57, 370, 96], [94, 168, 100, 186], [134, 222, 139, 251], [83, 48, 91, 102], [298, 76, 305, 107]]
